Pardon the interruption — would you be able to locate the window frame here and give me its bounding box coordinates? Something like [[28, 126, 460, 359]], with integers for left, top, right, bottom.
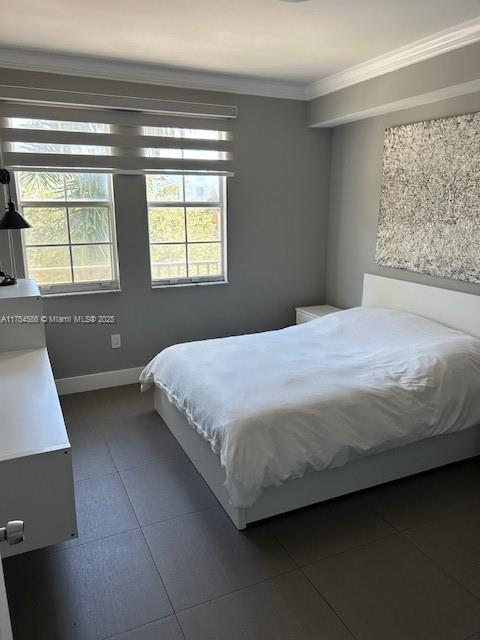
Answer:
[[14, 171, 120, 296], [146, 174, 228, 287]]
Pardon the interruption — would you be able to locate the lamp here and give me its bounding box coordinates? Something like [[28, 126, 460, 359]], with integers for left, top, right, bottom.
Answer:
[[0, 168, 31, 286]]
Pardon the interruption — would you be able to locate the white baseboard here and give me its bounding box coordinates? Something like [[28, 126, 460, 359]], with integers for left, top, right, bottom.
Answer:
[[55, 366, 144, 395]]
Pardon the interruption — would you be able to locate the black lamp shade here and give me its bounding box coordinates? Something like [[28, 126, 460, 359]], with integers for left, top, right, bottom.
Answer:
[[0, 202, 31, 229]]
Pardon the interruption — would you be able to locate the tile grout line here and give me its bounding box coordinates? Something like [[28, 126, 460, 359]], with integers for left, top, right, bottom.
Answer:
[[173, 566, 301, 616], [296, 529, 399, 569], [72, 468, 121, 484], [116, 463, 188, 640], [101, 616, 182, 640], [293, 528, 397, 569], [135, 503, 304, 618], [65, 392, 187, 640], [48, 524, 141, 556], [137, 526, 188, 640], [357, 494, 404, 533], [398, 529, 480, 604], [139, 503, 219, 531], [265, 523, 301, 570], [299, 565, 360, 640], [111, 451, 187, 474], [100, 412, 186, 475]]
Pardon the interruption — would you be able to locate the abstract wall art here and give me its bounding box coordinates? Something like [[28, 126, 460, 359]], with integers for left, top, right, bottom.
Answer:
[[375, 112, 480, 283]]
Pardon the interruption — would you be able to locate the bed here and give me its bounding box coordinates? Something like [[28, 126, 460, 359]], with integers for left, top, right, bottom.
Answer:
[[140, 274, 480, 529]]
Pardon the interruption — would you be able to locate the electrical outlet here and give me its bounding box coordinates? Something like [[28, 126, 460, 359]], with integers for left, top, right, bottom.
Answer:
[[111, 334, 121, 349]]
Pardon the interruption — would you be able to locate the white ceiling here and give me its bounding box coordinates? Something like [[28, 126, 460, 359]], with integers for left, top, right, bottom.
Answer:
[[1, 0, 480, 98]]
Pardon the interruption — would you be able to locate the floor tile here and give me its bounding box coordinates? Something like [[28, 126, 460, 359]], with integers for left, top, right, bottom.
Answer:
[[404, 508, 480, 598], [101, 385, 154, 426], [4, 530, 172, 640], [62, 390, 116, 480], [121, 457, 217, 526], [68, 427, 116, 481], [107, 617, 184, 640], [143, 506, 295, 611], [178, 570, 353, 640], [61, 390, 110, 432], [52, 473, 139, 550], [362, 458, 480, 530], [269, 494, 394, 565], [105, 414, 183, 471], [303, 534, 480, 640]]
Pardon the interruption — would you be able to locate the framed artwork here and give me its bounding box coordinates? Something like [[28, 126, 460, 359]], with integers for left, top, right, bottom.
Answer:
[[375, 112, 480, 283]]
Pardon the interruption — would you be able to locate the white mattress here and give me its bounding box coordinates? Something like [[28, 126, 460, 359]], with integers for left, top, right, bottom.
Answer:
[[140, 308, 480, 508]]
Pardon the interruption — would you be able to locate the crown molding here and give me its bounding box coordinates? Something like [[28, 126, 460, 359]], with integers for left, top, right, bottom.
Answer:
[[0, 47, 306, 101], [0, 16, 479, 105], [306, 16, 480, 100]]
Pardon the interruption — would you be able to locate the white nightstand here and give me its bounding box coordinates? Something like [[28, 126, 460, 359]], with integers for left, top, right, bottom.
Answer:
[[295, 304, 342, 324]]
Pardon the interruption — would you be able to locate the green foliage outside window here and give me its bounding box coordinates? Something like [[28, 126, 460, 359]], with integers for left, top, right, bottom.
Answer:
[[18, 172, 114, 286]]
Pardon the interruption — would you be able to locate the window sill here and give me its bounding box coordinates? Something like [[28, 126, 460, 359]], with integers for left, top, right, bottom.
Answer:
[[41, 288, 122, 298], [151, 280, 229, 290]]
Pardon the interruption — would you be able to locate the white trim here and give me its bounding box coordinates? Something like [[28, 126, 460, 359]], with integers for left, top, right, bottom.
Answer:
[[311, 79, 480, 127], [306, 16, 480, 99], [0, 47, 305, 101], [55, 366, 143, 395], [0, 17, 479, 103]]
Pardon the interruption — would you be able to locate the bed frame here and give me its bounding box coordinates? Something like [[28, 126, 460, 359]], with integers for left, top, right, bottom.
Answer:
[[154, 274, 480, 529]]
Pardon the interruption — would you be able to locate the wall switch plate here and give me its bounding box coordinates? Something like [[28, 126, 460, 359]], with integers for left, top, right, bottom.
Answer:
[[111, 334, 121, 349]]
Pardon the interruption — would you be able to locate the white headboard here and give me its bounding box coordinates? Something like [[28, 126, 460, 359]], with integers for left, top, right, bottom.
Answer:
[[362, 274, 480, 339]]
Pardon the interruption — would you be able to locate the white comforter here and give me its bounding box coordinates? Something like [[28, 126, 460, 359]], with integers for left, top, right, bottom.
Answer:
[[140, 308, 480, 508]]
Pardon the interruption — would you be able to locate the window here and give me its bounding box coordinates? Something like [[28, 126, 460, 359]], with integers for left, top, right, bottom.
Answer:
[[8, 118, 111, 155], [16, 171, 119, 294], [142, 126, 229, 162], [146, 174, 227, 285]]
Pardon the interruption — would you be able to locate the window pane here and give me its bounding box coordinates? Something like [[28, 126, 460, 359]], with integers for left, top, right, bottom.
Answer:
[[143, 149, 224, 160], [69, 208, 111, 243], [10, 119, 108, 133], [146, 175, 183, 202], [187, 242, 222, 277], [149, 208, 185, 243], [12, 142, 110, 155], [25, 246, 72, 285], [186, 208, 220, 242], [65, 173, 109, 201], [184, 175, 220, 202], [143, 148, 182, 159], [143, 126, 227, 140], [183, 150, 226, 160], [17, 172, 65, 201], [151, 244, 186, 280], [72, 244, 112, 282], [23, 208, 69, 246]]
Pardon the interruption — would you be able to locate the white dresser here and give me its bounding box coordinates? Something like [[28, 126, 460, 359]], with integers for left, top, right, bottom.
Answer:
[[295, 304, 342, 324], [0, 280, 77, 557]]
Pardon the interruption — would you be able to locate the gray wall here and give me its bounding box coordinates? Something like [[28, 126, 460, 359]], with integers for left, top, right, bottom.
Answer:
[[326, 90, 480, 309], [0, 70, 331, 378]]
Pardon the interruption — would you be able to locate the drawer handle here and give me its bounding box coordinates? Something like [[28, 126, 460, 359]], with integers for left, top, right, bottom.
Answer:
[[0, 520, 24, 546]]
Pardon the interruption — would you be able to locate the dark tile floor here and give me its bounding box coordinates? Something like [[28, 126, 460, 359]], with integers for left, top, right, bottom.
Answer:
[[4, 384, 480, 640]]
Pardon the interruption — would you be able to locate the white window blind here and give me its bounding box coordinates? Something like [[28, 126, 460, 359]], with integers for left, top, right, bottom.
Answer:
[[0, 88, 236, 175]]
